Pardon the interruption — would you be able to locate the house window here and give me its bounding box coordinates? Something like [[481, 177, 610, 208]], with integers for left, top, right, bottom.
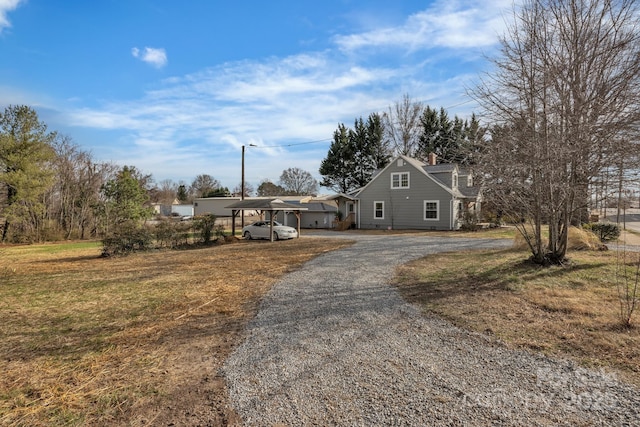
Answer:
[[391, 172, 410, 189], [424, 200, 439, 221], [452, 174, 458, 188], [374, 201, 384, 219]]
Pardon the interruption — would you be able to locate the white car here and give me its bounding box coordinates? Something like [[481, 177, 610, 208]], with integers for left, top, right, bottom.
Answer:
[[242, 221, 298, 240]]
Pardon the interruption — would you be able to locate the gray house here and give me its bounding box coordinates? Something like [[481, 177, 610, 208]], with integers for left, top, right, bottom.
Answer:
[[355, 154, 480, 230]]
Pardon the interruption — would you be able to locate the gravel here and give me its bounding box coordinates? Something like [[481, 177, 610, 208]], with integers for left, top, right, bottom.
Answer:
[[222, 234, 640, 426]]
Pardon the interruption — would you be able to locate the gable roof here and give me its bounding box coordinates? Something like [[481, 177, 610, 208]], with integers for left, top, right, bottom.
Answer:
[[324, 192, 357, 201], [356, 155, 459, 197]]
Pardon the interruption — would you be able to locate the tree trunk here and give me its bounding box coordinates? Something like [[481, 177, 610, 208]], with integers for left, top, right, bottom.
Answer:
[[1, 218, 9, 243]]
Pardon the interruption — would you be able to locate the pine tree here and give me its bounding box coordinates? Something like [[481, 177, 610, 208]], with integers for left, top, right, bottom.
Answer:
[[0, 105, 56, 242], [319, 124, 353, 193]]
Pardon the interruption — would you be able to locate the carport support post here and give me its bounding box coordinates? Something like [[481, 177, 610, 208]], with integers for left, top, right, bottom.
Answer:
[[294, 211, 301, 238], [269, 211, 275, 242], [231, 209, 239, 237], [241, 145, 246, 231]]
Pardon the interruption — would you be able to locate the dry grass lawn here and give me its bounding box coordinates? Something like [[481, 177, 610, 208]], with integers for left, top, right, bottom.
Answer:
[[0, 237, 352, 426], [393, 245, 640, 386], [4, 227, 639, 425]]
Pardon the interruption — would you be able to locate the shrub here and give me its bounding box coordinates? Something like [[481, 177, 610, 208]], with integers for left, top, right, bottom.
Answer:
[[102, 222, 153, 256], [154, 219, 175, 248], [194, 214, 219, 244], [615, 249, 640, 328], [459, 210, 479, 231], [584, 222, 620, 242], [153, 219, 192, 248]]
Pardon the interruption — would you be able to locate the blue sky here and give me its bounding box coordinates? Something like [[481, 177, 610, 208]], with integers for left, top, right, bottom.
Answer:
[[0, 0, 511, 193]]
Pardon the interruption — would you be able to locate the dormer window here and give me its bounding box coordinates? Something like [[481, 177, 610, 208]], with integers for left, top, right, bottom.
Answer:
[[452, 174, 458, 188], [391, 172, 410, 189]]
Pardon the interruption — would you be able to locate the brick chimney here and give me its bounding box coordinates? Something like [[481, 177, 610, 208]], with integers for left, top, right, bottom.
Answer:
[[428, 152, 437, 166]]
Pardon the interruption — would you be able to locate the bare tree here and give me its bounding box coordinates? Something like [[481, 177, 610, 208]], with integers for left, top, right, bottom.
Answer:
[[155, 179, 178, 205], [190, 174, 221, 198], [48, 135, 106, 239], [382, 94, 424, 156], [233, 181, 254, 198], [472, 0, 640, 264], [279, 168, 318, 196]]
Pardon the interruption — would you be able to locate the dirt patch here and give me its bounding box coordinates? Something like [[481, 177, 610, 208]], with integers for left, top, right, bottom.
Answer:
[[129, 314, 245, 426]]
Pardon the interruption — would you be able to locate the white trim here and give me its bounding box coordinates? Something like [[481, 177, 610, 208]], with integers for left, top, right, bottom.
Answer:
[[374, 201, 385, 219], [423, 200, 439, 221], [390, 172, 410, 189]]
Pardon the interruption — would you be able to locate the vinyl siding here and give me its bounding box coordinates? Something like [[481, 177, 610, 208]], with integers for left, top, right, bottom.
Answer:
[[357, 158, 454, 230]]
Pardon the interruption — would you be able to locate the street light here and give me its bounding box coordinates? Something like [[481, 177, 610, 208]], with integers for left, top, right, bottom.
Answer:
[[241, 144, 257, 229]]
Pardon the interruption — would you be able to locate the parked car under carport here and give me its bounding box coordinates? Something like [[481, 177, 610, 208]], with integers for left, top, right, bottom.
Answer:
[[242, 221, 298, 240]]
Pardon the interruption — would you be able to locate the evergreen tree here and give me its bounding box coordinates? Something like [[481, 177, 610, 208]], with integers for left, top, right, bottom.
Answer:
[[417, 106, 483, 165], [206, 187, 230, 197], [320, 115, 391, 193], [177, 184, 189, 202], [350, 117, 371, 189], [0, 105, 56, 242], [98, 165, 153, 235], [257, 179, 286, 197], [319, 123, 353, 193], [366, 113, 390, 169]]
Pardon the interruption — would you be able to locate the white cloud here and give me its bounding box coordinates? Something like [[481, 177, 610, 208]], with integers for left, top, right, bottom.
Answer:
[[62, 4, 506, 188], [66, 51, 408, 186], [334, 0, 510, 52], [0, 0, 24, 33], [131, 46, 168, 68]]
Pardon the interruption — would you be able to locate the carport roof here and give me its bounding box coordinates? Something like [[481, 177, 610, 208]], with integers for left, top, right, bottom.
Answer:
[[225, 198, 308, 211]]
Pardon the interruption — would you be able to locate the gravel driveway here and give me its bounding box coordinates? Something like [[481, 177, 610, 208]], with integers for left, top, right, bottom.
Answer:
[[223, 234, 640, 426]]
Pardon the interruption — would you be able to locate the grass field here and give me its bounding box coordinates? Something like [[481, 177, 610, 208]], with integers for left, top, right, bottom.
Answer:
[[393, 246, 640, 386], [2, 228, 639, 425], [0, 237, 352, 426]]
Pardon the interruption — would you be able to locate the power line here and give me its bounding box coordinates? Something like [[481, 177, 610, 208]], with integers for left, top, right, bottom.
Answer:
[[251, 138, 332, 148]]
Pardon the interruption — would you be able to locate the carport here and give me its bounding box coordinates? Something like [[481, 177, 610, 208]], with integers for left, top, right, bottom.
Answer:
[[226, 198, 308, 242]]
